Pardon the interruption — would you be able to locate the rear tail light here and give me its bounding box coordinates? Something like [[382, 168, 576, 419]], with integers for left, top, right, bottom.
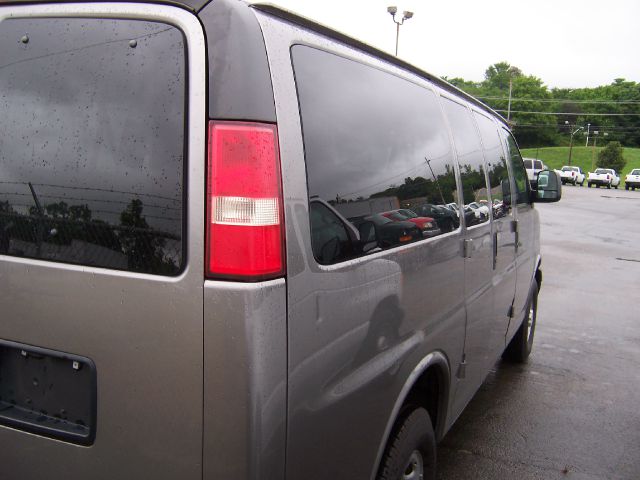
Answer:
[[607, 175, 610, 180], [206, 121, 285, 281]]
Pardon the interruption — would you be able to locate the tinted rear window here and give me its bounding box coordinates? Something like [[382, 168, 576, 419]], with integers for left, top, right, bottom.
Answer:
[[0, 18, 186, 275], [523, 160, 533, 169]]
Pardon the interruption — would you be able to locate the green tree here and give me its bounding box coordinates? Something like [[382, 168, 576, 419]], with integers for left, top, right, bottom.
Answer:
[[484, 62, 522, 90], [597, 141, 626, 172]]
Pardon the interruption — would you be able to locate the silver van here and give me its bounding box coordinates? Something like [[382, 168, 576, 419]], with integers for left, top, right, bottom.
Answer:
[[0, 1, 561, 478]]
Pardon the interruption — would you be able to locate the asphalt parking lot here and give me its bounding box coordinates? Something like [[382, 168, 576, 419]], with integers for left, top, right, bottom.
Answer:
[[437, 185, 640, 480]]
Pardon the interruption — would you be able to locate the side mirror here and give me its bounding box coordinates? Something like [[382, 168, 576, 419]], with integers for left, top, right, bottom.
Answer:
[[533, 170, 562, 203], [357, 220, 379, 253]]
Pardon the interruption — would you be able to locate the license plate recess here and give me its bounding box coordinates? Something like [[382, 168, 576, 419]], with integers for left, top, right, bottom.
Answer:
[[0, 339, 96, 445]]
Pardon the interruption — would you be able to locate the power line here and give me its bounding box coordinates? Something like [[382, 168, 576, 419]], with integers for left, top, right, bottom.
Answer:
[[513, 124, 640, 130], [479, 96, 640, 105], [494, 110, 640, 116]]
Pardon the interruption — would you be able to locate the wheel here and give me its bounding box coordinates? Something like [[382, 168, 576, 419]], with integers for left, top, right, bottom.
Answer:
[[607, 183, 611, 189], [588, 183, 592, 188], [503, 281, 538, 363], [377, 408, 436, 480], [581, 180, 585, 186], [572, 179, 577, 186], [625, 185, 629, 191], [614, 184, 618, 189]]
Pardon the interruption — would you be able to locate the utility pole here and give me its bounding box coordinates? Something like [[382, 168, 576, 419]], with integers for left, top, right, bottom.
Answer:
[[425, 157, 446, 205], [507, 77, 513, 121], [387, 6, 413, 56], [591, 131, 599, 171]]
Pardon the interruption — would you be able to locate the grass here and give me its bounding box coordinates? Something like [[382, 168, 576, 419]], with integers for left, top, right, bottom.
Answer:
[[520, 146, 640, 186], [520, 146, 640, 175]]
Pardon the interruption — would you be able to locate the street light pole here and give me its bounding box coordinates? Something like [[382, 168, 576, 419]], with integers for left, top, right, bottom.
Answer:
[[585, 123, 591, 147], [387, 6, 413, 56], [566, 123, 584, 166]]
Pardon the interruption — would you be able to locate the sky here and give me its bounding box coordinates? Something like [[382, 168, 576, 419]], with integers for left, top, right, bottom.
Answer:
[[249, 0, 640, 89]]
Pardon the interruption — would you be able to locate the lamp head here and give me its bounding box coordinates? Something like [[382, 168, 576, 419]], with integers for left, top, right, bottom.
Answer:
[[403, 11, 414, 19], [387, 6, 398, 15]]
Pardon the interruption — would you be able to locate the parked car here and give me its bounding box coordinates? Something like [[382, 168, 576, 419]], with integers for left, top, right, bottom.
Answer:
[[559, 166, 585, 186], [588, 168, 620, 189], [523, 158, 546, 188], [0, 2, 562, 479], [625, 169, 640, 190], [407, 205, 459, 233]]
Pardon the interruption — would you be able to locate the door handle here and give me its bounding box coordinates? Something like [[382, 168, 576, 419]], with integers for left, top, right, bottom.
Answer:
[[463, 238, 473, 258]]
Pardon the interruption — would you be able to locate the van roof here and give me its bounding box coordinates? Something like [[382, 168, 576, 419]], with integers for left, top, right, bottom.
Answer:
[[251, 3, 507, 124]]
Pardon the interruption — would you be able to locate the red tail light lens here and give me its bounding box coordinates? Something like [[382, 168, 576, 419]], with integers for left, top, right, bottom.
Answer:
[[206, 121, 285, 281]]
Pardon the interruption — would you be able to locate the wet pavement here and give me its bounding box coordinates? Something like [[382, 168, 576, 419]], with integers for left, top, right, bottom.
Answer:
[[437, 185, 640, 480]]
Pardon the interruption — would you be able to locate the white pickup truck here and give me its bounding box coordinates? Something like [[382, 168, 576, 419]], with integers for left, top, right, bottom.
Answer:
[[587, 168, 620, 189], [559, 166, 585, 186], [625, 169, 640, 191]]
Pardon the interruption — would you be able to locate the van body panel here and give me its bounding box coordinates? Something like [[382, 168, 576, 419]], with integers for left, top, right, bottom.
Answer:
[[202, 279, 287, 480], [0, 3, 206, 478], [255, 12, 467, 480]]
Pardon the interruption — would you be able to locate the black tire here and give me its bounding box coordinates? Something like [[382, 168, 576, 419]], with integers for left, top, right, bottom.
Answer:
[[607, 183, 611, 189], [572, 179, 577, 186], [581, 180, 585, 186], [503, 282, 538, 363], [588, 183, 592, 188], [377, 408, 436, 480], [614, 184, 618, 189]]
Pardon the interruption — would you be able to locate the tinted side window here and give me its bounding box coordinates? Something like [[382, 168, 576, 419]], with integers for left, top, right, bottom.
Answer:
[[442, 99, 489, 226], [292, 46, 460, 263], [502, 131, 530, 205], [0, 18, 185, 275], [473, 112, 512, 218]]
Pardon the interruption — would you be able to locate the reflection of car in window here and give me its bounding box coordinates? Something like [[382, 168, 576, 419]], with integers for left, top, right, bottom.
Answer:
[[381, 210, 441, 238], [409, 205, 458, 233], [351, 214, 421, 248], [467, 202, 489, 221], [310, 200, 355, 264]]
